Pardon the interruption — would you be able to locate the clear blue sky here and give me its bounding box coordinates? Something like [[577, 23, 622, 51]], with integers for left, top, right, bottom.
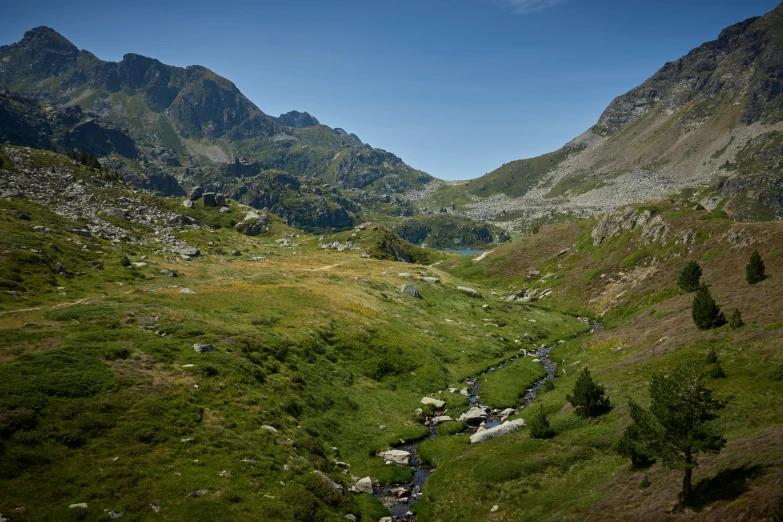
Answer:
[[4, 0, 781, 180]]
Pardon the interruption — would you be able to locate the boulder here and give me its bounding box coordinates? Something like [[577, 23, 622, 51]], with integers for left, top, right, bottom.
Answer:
[[458, 407, 488, 424], [421, 397, 445, 408], [457, 286, 480, 297], [169, 214, 199, 226], [353, 476, 373, 494], [203, 192, 217, 206], [423, 277, 440, 283], [179, 288, 197, 294], [187, 186, 203, 201], [432, 415, 453, 424], [260, 425, 278, 433], [235, 212, 269, 237], [400, 284, 420, 298], [159, 269, 177, 277], [469, 419, 525, 443], [219, 207, 230, 213], [194, 343, 216, 353], [55, 262, 67, 274], [499, 408, 515, 419], [313, 470, 343, 494], [215, 193, 227, 206], [173, 244, 200, 258], [182, 199, 195, 208], [378, 449, 410, 466]]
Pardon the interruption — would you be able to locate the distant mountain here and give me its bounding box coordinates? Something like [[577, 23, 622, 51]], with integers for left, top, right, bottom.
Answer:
[[0, 26, 431, 195], [428, 3, 783, 230]]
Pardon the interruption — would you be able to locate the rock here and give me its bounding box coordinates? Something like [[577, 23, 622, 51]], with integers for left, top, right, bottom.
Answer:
[[470, 419, 526, 443], [219, 207, 230, 213], [69, 503, 88, 509], [261, 425, 278, 433], [179, 288, 196, 294], [423, 277, 440, 283], [187, 186, 204, 201], [458, 407, 488, 424], [313, 470, 343, 494], [132, 262, 147, 268], [56, 262, 67, 274], [193, 343, 216, 353], [105, 208, 127, 219], [183, 199, 195, 208], [491, 505, 499, 512], [215, 193, 227, 206], [432, 415, 453, 424], [421, 397, 445, 408], [353, 476, 373, 494], [203, 192, 217, 206], [379, 517, 392, 522], [187, 490, 208, 497], [72, 228, 91, 237], [457, 286, 480, 297], [499, 408, 515, 419], [150, 504, 160, 513], [220, 470, 232, 477], [345, 515, 357, 521], [378, 449, 410, 466], [460, 388, 470, 396], [173, 244, 200, 258], [400, 284, 420, 298], [93, 263, 104, 270], [168, 214, 199, 226], [398, 272, 411, 278], [235, 212, 269, 236], [108, 511, 124, 519], [482, 304, 490, 310], [159, 269, 177, 277], [231, 250, 241, 256]]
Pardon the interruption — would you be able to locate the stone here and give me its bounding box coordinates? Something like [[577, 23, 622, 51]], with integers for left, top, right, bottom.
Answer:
[[470, 419, 526, 443], [457, 286, 480, 297], [231, 250, 241, 256], [179, 288, 197, 294], [187, 490, 208, 497], [203, 192, 217, 206], [353, 476, 373, 494], [159, 269, 177, 277], [460, 388, 470, 396], [432, 415, 453, 424], [150, 504, 160, 513], [220, 470, 232, 477], [183, 199, 195, 208], [400, 284, 420, 298], [215, 193, 227, 206], [108, 512, 124, 519], [56, 262, 67, 274], [378, 449, 410, 466], [69, 503, 88, 509], [219, 207, 230, 213], [491, 505, 499, 512], [423, 276, 440, 283], [105, 208, 127, 219], [168, 214, 199, 226], [187, 186, 204, 201], [379, 517, 392, 522], [235, 212, 269, 236], [93, 263, 104, 270], [421, 397, 445, 408], [482, 304, 490, 310], [173, 244, 200, 258], [313, 470, 343, 494], [345, 515, 357, 521], [458, 407, 488, 424], [261, 425, 278, 433], [500, 408, 515, 419], [398, 272, 411, 278], [193, 343, 216, 353], [72, 228, 91, 237]]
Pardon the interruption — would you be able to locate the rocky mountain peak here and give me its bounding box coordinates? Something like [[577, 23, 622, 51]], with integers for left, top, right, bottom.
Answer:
[[275, 110, 320, 128]]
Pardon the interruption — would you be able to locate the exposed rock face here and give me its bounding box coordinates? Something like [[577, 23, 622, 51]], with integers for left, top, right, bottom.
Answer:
[[400, 284, 420, 298], [458, 407, 489, 424], [274, 111, 320, 128], [378, 450, 410, 466], [235, 212, 269, 236], [421, 397, 445, 408], [591, 207, 670, 246]]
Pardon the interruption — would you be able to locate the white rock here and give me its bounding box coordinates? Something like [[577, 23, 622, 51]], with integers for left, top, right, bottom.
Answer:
[[421, 397, 445, 408], [261, 425, 278, 433], [432, 416, 453, 424], [491, 505, 499, 512], [470, 419, 526, 443], [354, 476, 373, 494], [378, 449, 410, 466], [69, 503, 88, 509]]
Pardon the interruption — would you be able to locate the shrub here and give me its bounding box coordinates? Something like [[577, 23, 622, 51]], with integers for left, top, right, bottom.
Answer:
[[541, 380, 555, 393], [120, 254, 131, 267], [705, 347, 718, 364], [692, 284, 726, 330], [529, 405, 555, 439], [616, 422, 656, 469], [728, 308, 744, 329], [567, 367, 610, 418], [677, 261, 702, 292], [708, 362, 726, 379], [746, 250, 766, 284]]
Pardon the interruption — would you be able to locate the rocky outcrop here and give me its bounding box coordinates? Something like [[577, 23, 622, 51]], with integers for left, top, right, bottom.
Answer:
[[591, 207, 669, 245], [469, 419, 525, 444], [274, 111, 319, 128]]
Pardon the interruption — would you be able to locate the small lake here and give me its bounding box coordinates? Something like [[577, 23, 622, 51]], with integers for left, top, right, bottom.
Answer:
[[438, 249, 484, 255]]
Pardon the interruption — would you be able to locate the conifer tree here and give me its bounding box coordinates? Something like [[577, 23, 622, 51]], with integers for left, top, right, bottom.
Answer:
[[567, 367, 610, 418], [746, 250, 766, 284], [529, 405, 555, 439], [677, 261, 702, 292], [620, 364, 725, 504], [692, 284, 726, 330], [728, 308, 743, 329]]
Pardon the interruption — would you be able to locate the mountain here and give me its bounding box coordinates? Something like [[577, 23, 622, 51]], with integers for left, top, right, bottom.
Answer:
[[0, 27, 509, 246], [424, 3, 783, 232]]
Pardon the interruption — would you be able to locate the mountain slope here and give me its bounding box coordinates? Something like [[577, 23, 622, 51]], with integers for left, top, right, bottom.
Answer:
[[429, 4, 783, 231]]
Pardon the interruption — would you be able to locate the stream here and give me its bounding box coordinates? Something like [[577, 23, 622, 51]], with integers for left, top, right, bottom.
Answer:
[[372, 342, 560, 520]]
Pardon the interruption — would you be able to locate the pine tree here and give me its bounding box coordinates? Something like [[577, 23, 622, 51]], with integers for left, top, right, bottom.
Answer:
[[677, 261, 702, 292], [692, 284, 726, 330], [120, 255, 131, 267], [529, 405, 555, 439], [616, 422, 655, 469], [566, 367, 610, 418], [746, 250, 766, 284], [728, 308, 743, 329], [622, 363, 726, 505]]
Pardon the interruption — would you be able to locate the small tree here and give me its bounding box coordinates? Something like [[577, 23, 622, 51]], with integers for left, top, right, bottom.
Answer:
[[705, 347, 718, 364], [746, 250, 766, 284], [622, 364, 725, 505], [728, 308, 743, 329], [616, 422, 656, 469], [529, 405, 555, 439], [120, 254, 131, 267], [692, 284, 726, 330], [677, 261, 702, 292], [567, 367, 610, 418]]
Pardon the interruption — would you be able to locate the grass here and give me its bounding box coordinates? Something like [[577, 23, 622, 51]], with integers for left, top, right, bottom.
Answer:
[[477, 357, 548, 409]]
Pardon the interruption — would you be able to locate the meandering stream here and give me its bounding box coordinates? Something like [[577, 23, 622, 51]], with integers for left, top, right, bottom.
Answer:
[[373, 342, 560, 520]]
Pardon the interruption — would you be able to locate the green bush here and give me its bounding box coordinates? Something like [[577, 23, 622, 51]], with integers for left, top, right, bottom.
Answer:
[[566, 367, 610, 418], [746, 249, 766, 284], [708, 362, 726, 379], [705, 347, 718, 364], [529, 405, 555, 439], [692, 284, 726, 330], [677, 261, 702, 292], [728, 308, 744, 329]]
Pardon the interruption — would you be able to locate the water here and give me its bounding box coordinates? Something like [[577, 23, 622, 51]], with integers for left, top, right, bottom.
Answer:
[[373, 343, 562, 520], [438, 249, 484, 255]]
